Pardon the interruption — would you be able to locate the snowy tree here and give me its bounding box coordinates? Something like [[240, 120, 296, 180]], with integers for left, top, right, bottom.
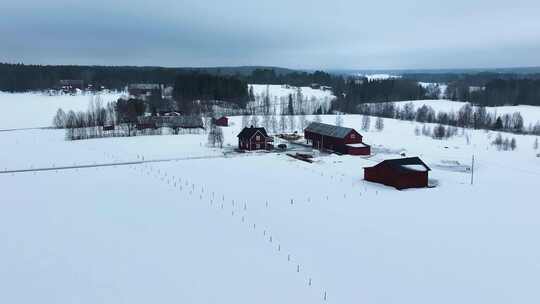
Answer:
[[215, 126, 224, 148], [335, 114, 343, 127], [52, 108, 67, 128], [289, 115, 296, 132], [512, 112, 524, 132], [375, 117, 384, 131], [502, 138, 510, 151], [263, 115, 271, 130], [510, 138, 517, 151], [279, 115, 288, 132], [207, 124, 217, 147], [432, 124, 446, 139], [250, 115, 259, 127], [270, 115, 278, 133], [361, 115, 370, 131], [298, 114, 308, 130], [287, 94, 294, 115], [241, 115, 250, 128]]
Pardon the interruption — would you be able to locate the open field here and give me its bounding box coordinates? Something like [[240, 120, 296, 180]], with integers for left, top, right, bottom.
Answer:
[[1, 92, 540, 304]]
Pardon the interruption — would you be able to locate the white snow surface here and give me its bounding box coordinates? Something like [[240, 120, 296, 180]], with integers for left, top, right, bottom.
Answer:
[[360, 74, 402, 81], [346, 143, 368, 148], [250, 84, 334, 100], [0, 91, 123, 129], [1, 92, 540, 304]]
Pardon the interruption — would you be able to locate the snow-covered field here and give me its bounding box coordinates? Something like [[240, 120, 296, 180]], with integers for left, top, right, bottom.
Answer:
[[1, 92, 540, 304], [248, 84, 335, 114], [384, 99, 540, 127], [0, 91, 123, 129]]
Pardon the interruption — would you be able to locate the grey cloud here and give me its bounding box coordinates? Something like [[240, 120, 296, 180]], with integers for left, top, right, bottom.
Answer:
[[1, 0, 539, 69]]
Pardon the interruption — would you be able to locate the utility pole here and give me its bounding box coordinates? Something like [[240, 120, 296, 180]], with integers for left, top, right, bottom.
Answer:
[[471, 155, 475, 185]]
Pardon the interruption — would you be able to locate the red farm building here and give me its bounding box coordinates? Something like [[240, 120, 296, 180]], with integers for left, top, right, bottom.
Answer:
[[364, 157, 431, 190], [304, 122, 370, 155], [213, 116, 229, 127], [237, 126, 273, 150]]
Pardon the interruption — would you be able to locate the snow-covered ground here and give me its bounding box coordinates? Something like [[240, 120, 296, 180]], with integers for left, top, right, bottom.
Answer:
[[358, 74, 402, 81], [1, 92, 540, 304], [381, 99, 540, 127], [0, 91, 123, 129]]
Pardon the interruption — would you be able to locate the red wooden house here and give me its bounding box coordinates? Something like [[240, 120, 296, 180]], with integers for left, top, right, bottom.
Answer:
[[237, 126, 272, 150], [304, 122, 370, 155], [213, 116, 229, 127], [364, 157, 431, 190]]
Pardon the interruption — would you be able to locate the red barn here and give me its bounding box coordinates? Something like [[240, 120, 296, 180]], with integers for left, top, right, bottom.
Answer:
[[214, 116, 229, 127], [364, 157, 431, 190], [237, 126, 272, 150], [304, 122, 370, 155]]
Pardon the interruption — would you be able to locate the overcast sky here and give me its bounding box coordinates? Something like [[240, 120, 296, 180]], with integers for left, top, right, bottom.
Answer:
[[2, 0, 539, 69]]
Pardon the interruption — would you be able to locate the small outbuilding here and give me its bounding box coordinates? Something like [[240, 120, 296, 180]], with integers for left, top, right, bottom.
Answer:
[[237, 126, 272, 151], [364, 157, 430, 190], [213, 116, 229, 127], [304, 122, 370, 155]]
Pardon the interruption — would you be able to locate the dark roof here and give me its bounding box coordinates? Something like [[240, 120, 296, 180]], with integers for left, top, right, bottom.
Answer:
[[129, 83, 161, 90], [59, 79, 84, 85], [371, 157, 431, 172], [237, 126, 269, 139], [305, 122, 356, 139], [138, 115, 203, 128]]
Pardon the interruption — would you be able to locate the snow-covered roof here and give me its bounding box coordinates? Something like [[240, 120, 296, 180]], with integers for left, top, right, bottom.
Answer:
[[237, 126, 269, 139], [305, 122, 355, 139], [367, 157, 431, 172], [401, 164, 429, 172], [346, 143, 368, 148]]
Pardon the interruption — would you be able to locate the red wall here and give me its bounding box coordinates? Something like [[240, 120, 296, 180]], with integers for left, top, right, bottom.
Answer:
[[238, 135, 267, 150], [364, 165, 428, 189], [305, 129, 366, 154]]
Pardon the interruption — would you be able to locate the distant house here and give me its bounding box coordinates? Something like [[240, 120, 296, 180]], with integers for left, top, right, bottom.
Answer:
[[304, 122, 370, 155], [59, 80, 84, 92], [468, 86, 485, 93], [364, 157, 431, 190], [213, 116, 229, 127], [237, 126, 272, 150], [138, 115, 204, 129], [128, 83, 163, 98]]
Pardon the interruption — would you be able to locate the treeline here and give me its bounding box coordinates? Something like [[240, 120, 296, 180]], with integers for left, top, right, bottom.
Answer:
[[54, 97, 205, 140], [0, 62, 343, 93], [466, 79, 540, 106], [173, 73, 249, 113], [248, 69, 342, 87], [411, 72, 540, 107], [332, 79, 428, 113], [0, 63, 183, 91], [0, 63, 312, 92], [358, 102, 540, 135], [403, 71, 540, 84]]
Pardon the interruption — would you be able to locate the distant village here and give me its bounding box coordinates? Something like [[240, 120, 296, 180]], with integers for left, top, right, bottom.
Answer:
[[53, 79, 432, 191]]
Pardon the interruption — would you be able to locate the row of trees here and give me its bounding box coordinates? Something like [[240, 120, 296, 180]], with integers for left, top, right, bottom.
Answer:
[[357, 102, 539, 135], [173, 73, 250, 114], [332, 78, 428, 113]]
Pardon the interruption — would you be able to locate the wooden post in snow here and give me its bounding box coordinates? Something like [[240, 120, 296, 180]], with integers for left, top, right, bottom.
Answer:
[[471, 155, 475, 185]]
